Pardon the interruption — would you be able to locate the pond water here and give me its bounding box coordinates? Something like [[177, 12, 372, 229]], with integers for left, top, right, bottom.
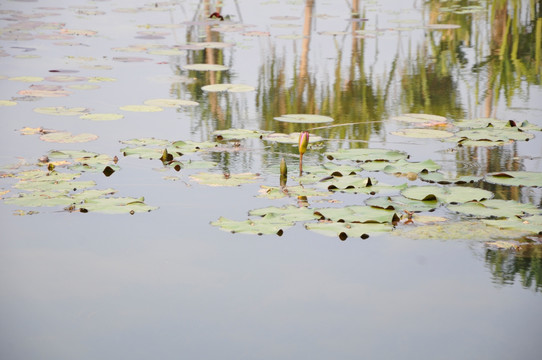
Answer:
[[1, 0, 541, 359]]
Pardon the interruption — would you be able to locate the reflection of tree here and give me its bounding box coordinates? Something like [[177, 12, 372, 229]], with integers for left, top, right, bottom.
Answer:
[[485, 245, 542, 292], [257, 0, 385, 149]]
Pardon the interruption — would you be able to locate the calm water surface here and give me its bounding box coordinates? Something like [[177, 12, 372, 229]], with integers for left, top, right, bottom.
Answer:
[[0, 1, 541, 359]]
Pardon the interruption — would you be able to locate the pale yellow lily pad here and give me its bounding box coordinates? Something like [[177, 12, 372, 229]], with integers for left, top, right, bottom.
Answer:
[[9, 76, 44, 82], [119, 105, 163, 112], [34, 106, 90, 116], [0, 100, 17, 106], [40, 131, 98, 143], [143, 98, 199, 107], [80, 113, 124, 121]]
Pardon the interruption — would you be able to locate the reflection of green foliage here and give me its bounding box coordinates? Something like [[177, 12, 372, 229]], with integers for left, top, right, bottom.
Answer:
[[485, 245, 542, 292]]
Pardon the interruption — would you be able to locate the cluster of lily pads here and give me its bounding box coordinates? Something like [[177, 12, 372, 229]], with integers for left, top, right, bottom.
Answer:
[[109, 116, 542, 241]]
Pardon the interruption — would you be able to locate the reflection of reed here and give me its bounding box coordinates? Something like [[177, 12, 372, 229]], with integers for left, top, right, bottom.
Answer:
[[297, 0, 314, 109]]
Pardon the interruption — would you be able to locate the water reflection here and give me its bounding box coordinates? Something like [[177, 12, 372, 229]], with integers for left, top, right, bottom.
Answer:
[[485, 245, 542, 292]]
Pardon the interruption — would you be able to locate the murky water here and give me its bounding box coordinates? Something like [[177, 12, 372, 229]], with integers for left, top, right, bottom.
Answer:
[[1, 1, 541, 359]]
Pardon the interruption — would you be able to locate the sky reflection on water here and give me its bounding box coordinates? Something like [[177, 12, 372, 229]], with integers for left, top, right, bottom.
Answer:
[[0, 0, 541, 359]]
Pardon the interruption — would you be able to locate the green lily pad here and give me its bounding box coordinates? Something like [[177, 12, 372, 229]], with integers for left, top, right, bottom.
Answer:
[[484, 171, 542, 187], [313, 205, 400, 224], [305, 222, 393, 240], [190, 42, 234, 49], [274, 114, 334, 123], [453, 128, 534, 144], [40, 131, 98, 143], [263, 132, 323, 144], [391, 128, 454, 138], [455, 118, 542, 131], [201, 84, 255, 93], [249, 205, 318, 222], [120, 138, 170, 147], [419, 172, 482, 185], [401, 185, 494, 203], [448, 199, 541, 218], [15, 179, 96, 192], [213, 128, 272, 140], [366, 195, 439, 212], [258, 185, 330, 199], [190, 172, 261, 187], [393, 221, 525, 240], [326, 148, 408, 162], [182, 64, 229, 71], [318, 175, 374, 191], [483, 215, 542, 235], [211, 213, 294, 235], [382, 159, 441, 174], [4, 191, 75, 207], [79, 196, 158, 214]]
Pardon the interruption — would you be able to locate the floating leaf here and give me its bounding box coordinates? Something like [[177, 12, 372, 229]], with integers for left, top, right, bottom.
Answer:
[[305, 222, 392, 240], [40, 131, 98, 143], [79, 196, 158, 214], [249, 205, 318, 222], [274, 114, 333, 123], [326, 148, 408, 162], [119, 105, 163, 112], [484, 171, 542, 187], [382, 159, 441, 174], [212, 214, 293, 235], [419, 172, 481, 184], [213, 128, 272, 140], [391, 128, 454, 138], [258, 185, 329, 199], [201, 84, 255, 93], [143, 98, 199, 107], [391, 113, 447, 124], [483, 215, 542, 235], [0, 100, 17, 107], [9, 76, 44, 82], [182, 64, 229, 71], [393, 221, 524, 240], [190, 42, 234, 49], [34, 106, 90, 116], [401, 185, 493, 203], [448, 199, 541, 218], [190, 172, 261, 187], [452, 128, 534, 144], [80, 113, 124, 121], [313, 205, 400, 223], [263, 132, 323, 144], [366, 195, 439, 212], [4, 191, 75, 207]]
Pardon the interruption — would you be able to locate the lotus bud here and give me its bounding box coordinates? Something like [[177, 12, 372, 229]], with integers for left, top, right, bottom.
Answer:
[[280, 157, 287, 177], [298, 131, 309, 156]]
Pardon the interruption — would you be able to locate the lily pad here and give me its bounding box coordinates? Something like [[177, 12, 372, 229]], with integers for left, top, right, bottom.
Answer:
[[401, 185, 494, 203], [452, 128, 534, 145], [366, 195, 439, 212], [483, 215, 542, 235], [202, 84, 255, 93], [80, 113, 124, 121], [213, 128, 272, 140], [391, 113, 448, 124], [263, 132, 323, 144], [448, 199, 541, 218], [182, 64, 229, 71], [382, 159, 441, 174], [484, 171, 542, 187], [119, 105, 163, 112], [211, 214, 293, 235], [0, 100, 17, 107], [313, 205, 400, 224], [419, 172, 482, 185], [305, 222, 393, 240], [326, 148, 408, 162], [258, 185, 329, 199], [34, 106, 90, 116], [391, 128, 454, 138], [274, 114, 334, 123], [143, 98, 199, 107], [249, 205, 318, 222], [393, 221, 525, 240], [76, 196, 157, 214], [40, 131, 98, 143], [190, 172, 261, 187]]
